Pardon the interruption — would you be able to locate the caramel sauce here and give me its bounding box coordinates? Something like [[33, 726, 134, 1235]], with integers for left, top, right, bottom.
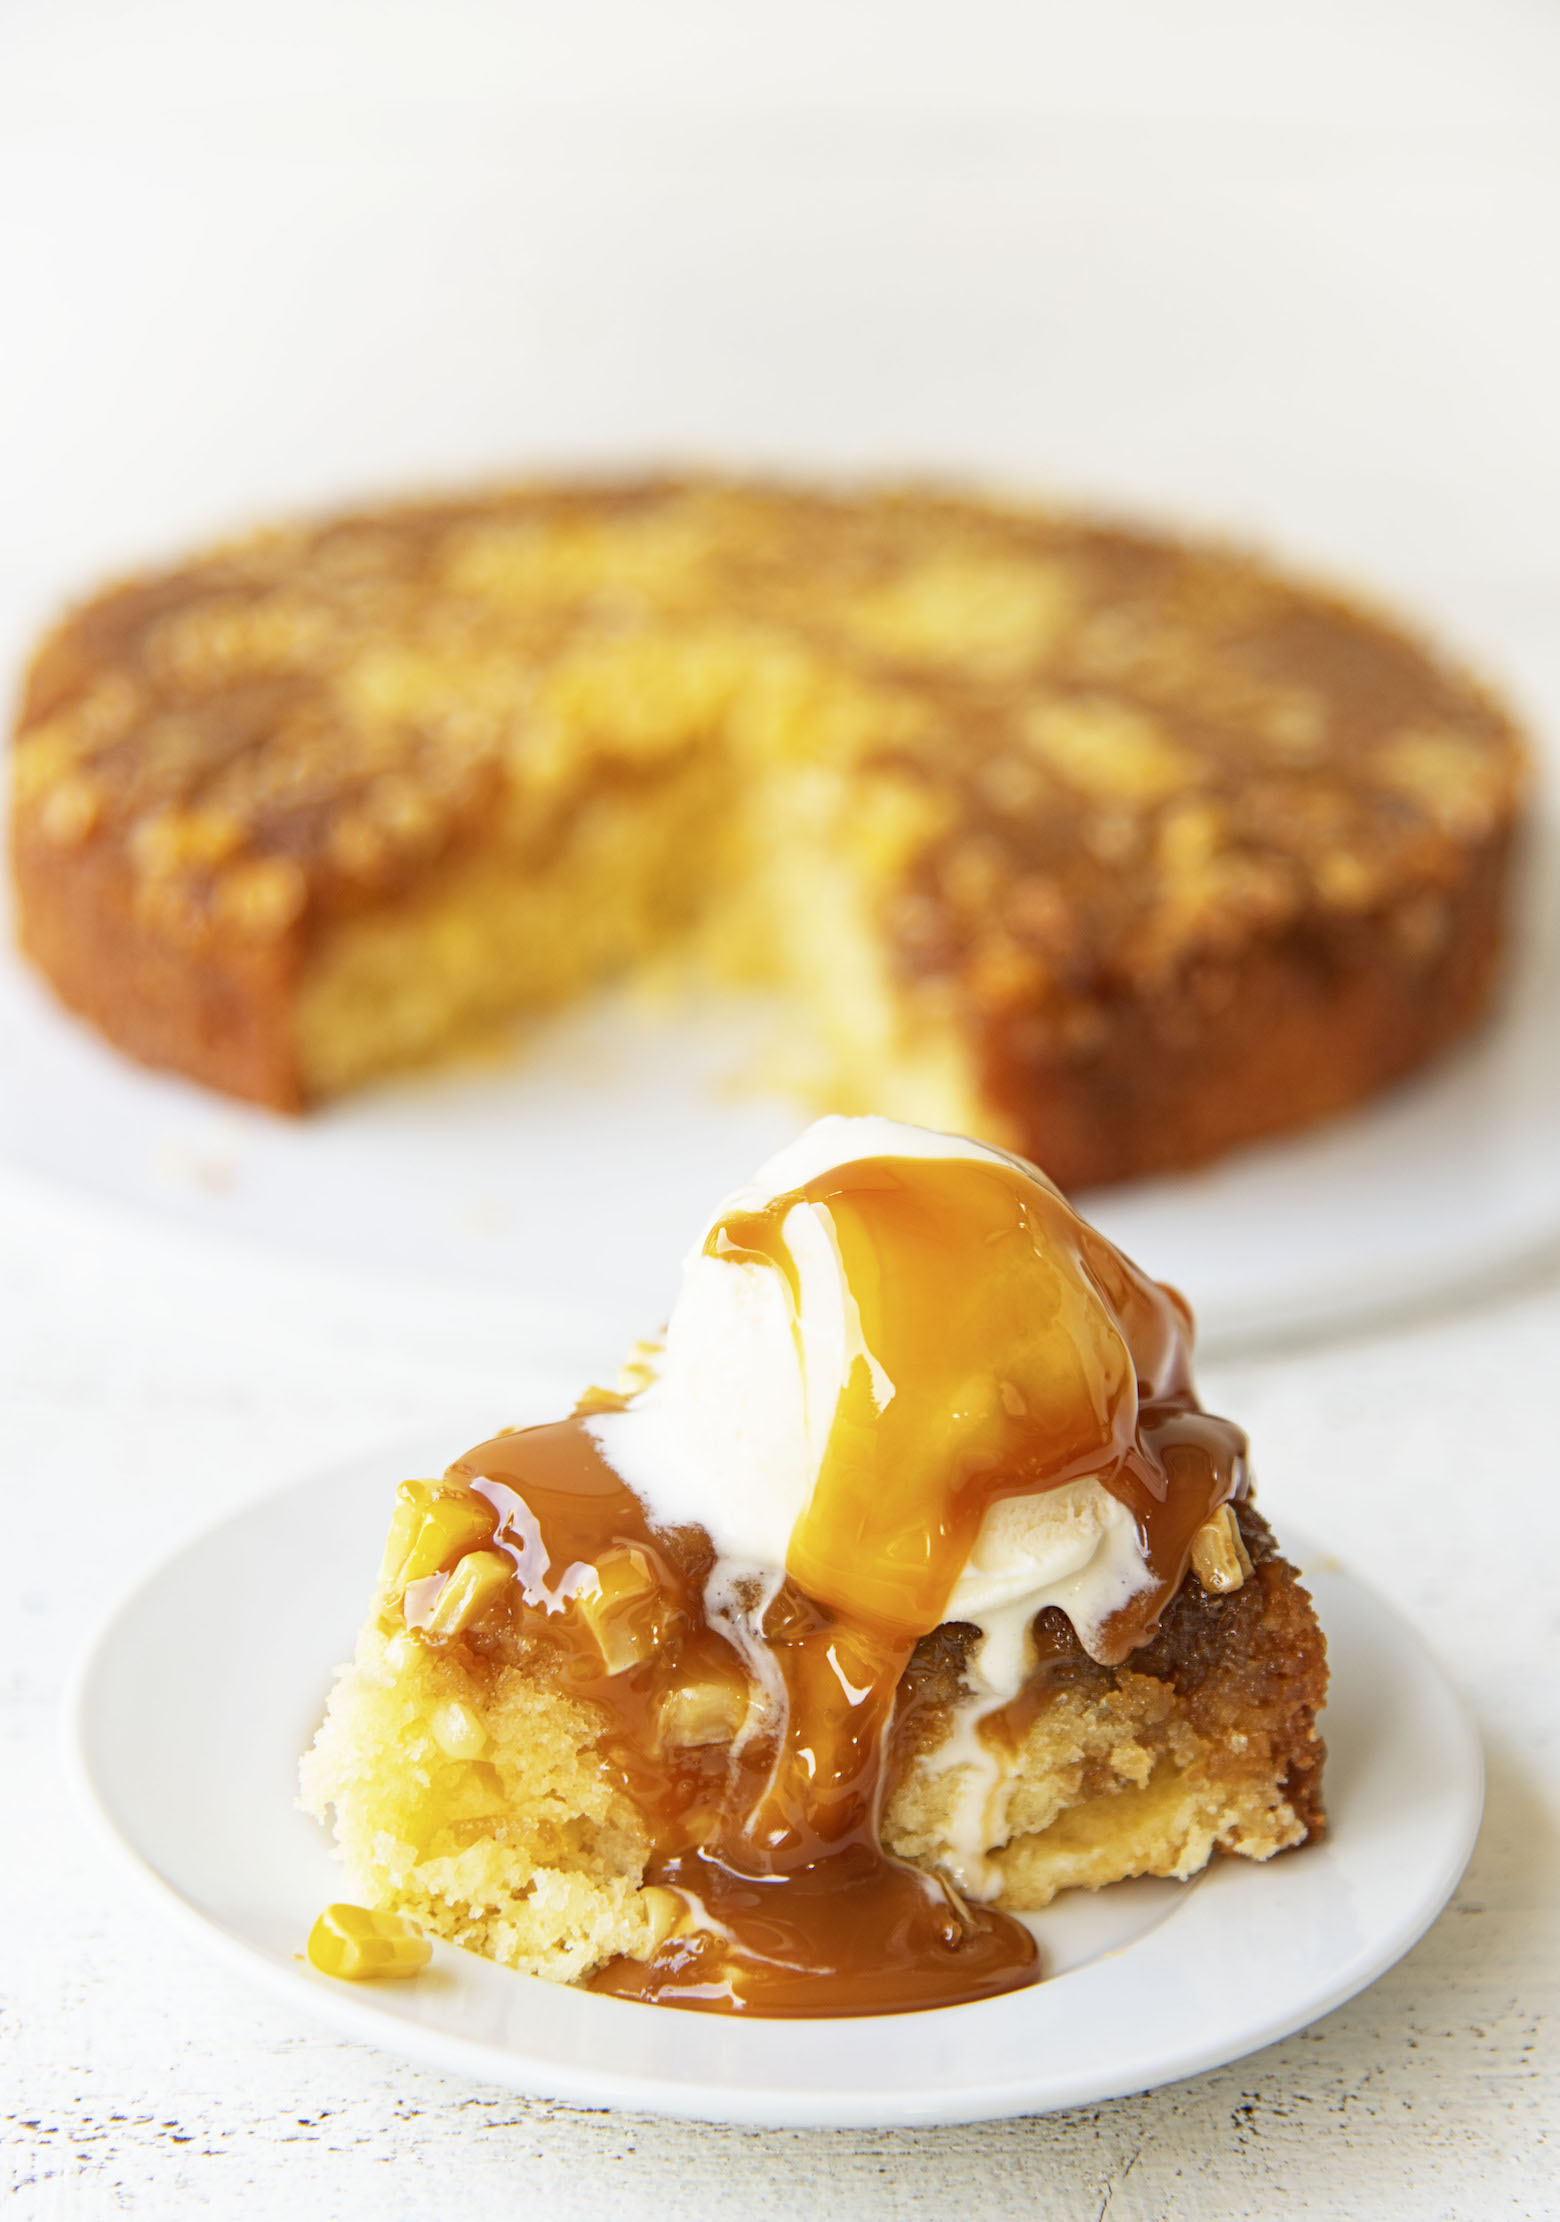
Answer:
[[437, 1153, 1245, 2016]]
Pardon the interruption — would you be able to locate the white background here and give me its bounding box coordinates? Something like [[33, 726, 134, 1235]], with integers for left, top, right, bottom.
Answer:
[[2, 2, 1558, 2213]]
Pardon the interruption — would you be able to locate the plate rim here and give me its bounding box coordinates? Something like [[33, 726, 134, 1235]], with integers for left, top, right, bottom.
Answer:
[[63, 1436, 1487, 2129]]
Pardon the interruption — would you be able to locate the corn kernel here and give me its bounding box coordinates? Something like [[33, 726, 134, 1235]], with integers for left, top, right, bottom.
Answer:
[[39, 773, 104, 847], [1190, 1504, 1254, 1594], [429, 1698, 488, 1759], [573, 1384, 620, 1416], [575, 1547, 665, 1674], [422, 1548, 514, 1638], [215, 856, 308, 939], [657, 1678, 747, 1749], [616, 1337, 665, 1398], [634, 1885, 693, 1957], [380, 1480, 431, 1578], [380, 1480, 495, 1588], [306, 1904, 432, 1981]]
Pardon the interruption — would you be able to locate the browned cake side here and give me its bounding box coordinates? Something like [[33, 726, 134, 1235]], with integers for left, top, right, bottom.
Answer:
[[10, 480, 1528, 1186], [885, 1501, 1326, 1903]]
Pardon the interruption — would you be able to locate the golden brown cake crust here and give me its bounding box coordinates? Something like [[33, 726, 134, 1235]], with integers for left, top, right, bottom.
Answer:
[[896, 1503, 1326, 1826], [883, 1501, 1327, 1905], [10, 479, 1528, 1180]]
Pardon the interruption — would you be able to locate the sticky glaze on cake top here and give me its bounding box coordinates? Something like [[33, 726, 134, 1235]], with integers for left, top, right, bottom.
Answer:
[[11, 479, 1527, 1186]]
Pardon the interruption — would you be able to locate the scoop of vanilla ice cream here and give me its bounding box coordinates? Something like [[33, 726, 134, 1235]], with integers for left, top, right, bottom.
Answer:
[[586, 1114, 1154, 1678]]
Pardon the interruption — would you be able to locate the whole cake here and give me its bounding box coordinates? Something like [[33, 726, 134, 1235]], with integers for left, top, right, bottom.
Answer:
[[300, 1117, 1327, 2015], [10, 479, 1526, 1186]]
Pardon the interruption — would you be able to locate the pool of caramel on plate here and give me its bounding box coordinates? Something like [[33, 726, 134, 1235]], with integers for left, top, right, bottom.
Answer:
[[437, 1154, 1245, 2016]]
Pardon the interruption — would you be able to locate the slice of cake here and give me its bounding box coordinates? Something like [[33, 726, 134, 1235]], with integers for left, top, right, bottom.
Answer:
[[300, 1116, 1326, 2016], [11, 477, 1527, 1188]]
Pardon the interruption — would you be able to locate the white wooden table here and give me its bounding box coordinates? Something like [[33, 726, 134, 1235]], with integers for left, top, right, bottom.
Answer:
[[3, 1150, 1556, 2220]]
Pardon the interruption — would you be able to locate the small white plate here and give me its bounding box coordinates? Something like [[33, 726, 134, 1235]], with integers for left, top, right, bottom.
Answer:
[[68, 1429, 1483, 2129], [4, 826, 1559, 1366]]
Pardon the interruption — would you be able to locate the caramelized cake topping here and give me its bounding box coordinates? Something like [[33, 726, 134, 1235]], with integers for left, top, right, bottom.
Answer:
[[384, 1129, 1246, 2014], [12, 479, 1527, 1184]]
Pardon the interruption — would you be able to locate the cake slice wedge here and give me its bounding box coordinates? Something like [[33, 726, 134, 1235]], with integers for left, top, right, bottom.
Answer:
[[301, 1115, 1326, 2015]]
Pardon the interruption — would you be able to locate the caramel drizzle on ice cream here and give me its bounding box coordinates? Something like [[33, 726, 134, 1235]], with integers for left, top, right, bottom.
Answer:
[[429, 1152, 1245, 2015]]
